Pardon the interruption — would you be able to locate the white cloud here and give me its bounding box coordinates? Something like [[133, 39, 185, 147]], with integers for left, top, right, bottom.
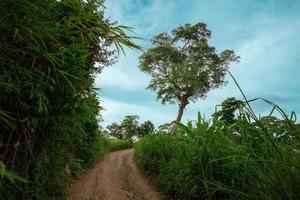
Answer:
[[95, 65, 142, 90], [105, 0, 181, 38], [231, 16, 300, 92], [95, 48, 149, 90]]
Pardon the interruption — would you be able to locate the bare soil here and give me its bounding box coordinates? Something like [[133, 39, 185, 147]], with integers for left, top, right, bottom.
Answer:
[[68, 149, 162, 200]]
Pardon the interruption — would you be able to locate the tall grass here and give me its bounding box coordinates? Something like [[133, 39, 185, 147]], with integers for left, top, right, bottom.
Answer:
[[135, 74, 300, 199]]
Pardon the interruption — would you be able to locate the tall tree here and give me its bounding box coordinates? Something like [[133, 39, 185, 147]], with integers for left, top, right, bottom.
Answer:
[[139, 23, 239, 128]]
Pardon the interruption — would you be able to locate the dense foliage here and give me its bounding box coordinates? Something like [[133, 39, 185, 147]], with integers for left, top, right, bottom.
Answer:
[[0, 0, 139, 199], [135, 100, 300, 199], [105, 115, 155, 142], [139, 23, 239, 124]]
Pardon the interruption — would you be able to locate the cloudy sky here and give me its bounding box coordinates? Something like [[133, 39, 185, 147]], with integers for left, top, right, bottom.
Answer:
[[96, 0, 300, 127]]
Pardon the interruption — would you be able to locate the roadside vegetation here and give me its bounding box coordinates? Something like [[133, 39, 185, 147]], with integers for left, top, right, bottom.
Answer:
[[135, 96, 300, 199], [0, 0, 139, 199], [81, 134, 132, 171]]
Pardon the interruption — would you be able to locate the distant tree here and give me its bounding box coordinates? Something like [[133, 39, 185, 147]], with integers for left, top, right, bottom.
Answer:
[[105, 116, 155, 141], [255, 116, 300, 143], [106, 122, 123, 140], [120, 115, 140, 141], [138, 120, 155, 137], [139, 23, 239, 130]]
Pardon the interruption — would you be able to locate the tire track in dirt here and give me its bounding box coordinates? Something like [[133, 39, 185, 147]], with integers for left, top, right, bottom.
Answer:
[[68, 149, 162, 200]]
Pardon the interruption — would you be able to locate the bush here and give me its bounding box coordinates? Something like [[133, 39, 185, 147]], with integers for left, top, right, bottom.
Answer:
[[135, 113, 300, 199]]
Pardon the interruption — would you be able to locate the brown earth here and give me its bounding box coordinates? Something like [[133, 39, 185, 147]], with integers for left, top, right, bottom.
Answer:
[[67, 149, 163, 200]]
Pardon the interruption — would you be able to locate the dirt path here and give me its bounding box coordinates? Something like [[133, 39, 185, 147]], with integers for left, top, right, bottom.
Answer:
[[68, 149, 162, 200]]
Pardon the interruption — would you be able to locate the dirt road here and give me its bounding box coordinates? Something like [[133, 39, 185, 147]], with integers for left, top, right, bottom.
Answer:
[[68, 149, 162, 200]]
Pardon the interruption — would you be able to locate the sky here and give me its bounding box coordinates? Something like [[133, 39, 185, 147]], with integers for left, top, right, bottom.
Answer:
[[96, 0, 300, 127]]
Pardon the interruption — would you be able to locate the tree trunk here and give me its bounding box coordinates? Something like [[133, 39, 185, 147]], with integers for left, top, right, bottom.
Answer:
[[176, 101, 187, 122], [170, 100, 188, 133]]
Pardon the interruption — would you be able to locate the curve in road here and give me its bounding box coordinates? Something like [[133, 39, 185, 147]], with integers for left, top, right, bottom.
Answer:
[[68, 149, 162, 200]]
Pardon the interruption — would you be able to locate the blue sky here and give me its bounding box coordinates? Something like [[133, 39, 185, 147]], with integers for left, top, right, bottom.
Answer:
[[96, 0, 300, 127]]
